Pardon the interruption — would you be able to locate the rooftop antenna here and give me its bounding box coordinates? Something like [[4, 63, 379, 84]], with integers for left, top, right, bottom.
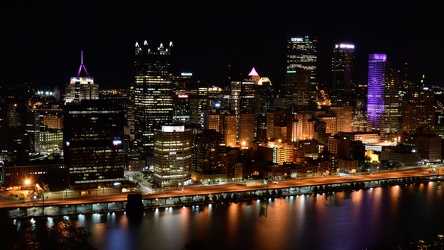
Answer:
[[77, 50, 90, 77]]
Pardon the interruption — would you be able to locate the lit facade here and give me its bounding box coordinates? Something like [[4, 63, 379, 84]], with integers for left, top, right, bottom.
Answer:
[[317, 115, 337, 136], [286, 35, 318, 108], [223, 114, 237, 147], [239, 113, 255, 149], [402, 83, 435, 135], [64, 51, 99, 104], [367, 54, 401, 137], [134, 40, 174, 161], [153, 125, 192, 188], [329, 106, 354, 133], [367, 54, 386, 133], [192, 129, 227, 183], [290, 112, 315, 142], [189, 87, 208, 130]]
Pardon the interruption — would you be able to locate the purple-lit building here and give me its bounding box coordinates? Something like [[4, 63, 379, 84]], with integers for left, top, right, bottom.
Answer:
[[367, 54, 386, 134]]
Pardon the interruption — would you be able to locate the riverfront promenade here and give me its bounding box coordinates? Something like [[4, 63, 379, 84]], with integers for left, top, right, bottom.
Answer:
[[1, 166, 441, 208], [0, 167, 441, 218]]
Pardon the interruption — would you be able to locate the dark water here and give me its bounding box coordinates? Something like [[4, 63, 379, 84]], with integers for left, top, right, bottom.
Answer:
[[3, 182, 444, 250]]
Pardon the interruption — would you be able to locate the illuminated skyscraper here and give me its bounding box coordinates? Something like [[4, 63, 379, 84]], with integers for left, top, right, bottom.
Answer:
[[153, 125, 192, 188], [331, 43, 355, 106], [64, 51, 99, 104], [134, 40, 175, 165], [286, 35, 318, 110], [367, 54, 386, 133], [367, 54, 401, 137]]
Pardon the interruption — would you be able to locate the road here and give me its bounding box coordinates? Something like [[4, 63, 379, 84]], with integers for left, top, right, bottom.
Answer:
[[0, 167, 440, 208]]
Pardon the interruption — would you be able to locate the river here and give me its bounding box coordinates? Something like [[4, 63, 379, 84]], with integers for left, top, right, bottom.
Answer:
[[1, 181, 443, 250]]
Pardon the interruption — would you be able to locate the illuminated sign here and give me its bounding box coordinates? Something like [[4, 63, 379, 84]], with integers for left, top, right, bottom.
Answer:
[[335, 43, 355, 49], [162, 125, 185, 132], [178, 94, 188, 98], [113, 139, 122, 146], [291, 37, 303, 42]]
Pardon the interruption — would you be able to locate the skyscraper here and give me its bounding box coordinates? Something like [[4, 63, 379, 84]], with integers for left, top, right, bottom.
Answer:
[[286, 35, 318, 110], [63, 99, 126, 188], [64, 51, 99, 104], [331, 43, 355, 106], [153, 125, 192, 188], [367, 54, 401, 138], [367, 54, 386, 133], [402, 81, 435, 135], [134, 40, 175, 166]]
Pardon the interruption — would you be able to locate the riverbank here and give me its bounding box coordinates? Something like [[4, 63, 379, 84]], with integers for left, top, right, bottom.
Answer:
[[0, 173, 441, 219]]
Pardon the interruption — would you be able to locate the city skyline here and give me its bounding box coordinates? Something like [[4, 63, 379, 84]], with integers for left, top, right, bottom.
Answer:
[[3, 1, 441, 88]]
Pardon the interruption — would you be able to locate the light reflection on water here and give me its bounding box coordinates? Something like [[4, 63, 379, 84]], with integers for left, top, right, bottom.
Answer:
[[4, 182, 444, 250]]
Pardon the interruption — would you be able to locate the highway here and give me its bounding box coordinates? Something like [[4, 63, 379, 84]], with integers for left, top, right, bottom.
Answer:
[[0, 167, 441, 209]]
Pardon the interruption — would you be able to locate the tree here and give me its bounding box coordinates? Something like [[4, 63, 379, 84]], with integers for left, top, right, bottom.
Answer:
[[0, 217, 96, 250]]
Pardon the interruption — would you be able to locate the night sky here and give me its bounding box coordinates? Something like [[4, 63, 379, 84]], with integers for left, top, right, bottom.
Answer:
[[2, 1, 441, 90]]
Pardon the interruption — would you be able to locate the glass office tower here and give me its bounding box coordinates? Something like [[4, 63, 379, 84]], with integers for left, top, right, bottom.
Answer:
[[286, 35, 318, 110], [367, 54, 386, 133], [331, 43, 355, 106], [134, 40, 175, 166]]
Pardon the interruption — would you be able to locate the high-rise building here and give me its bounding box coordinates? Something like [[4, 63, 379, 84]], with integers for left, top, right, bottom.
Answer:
[[331, 43, 355, 106], [381, 62, 402, 136], [284, 69, 311, 111], [290, 112, 315, 143], [286, 35, 318, 110], [223, 114, 237, 147], [64, 51, 99, 104], [367, 54, 386, 134], [402, 82, 435, 135], [134, 40, 175, 165], [192, 129, 227, 184], [367, 54, 401, 138], [153, 125, 192, 188], [63, 99, 126, 189], [206, 110, 223, 132], [329, 106, 354, 133], [238, 113, 255, 149], [172, 72, 193, 126], [188, 86, 208, 131]]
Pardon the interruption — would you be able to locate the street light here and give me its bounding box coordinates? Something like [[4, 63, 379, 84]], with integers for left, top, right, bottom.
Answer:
[[24, 179, 31, 193]]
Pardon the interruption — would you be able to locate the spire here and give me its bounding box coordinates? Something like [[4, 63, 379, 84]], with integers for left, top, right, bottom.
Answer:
[[77, 51, 90, 77], [248, 67, 259, 77]]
